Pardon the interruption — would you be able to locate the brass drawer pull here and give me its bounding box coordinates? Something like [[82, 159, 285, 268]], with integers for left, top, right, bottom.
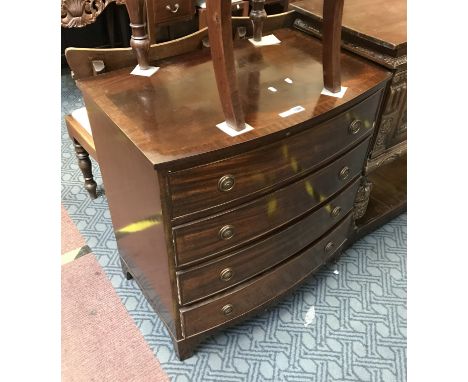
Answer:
[[349, 119, 362, 135], [331, 206, 342, 218], [219, 225, 235, 240], [165, 3, 180, 13], [218, 174, 235, 192], [339, 166, 350, 181], [222, 304, 234, 316], [220, 268, 234, 282], [325, 241, 335, 253]]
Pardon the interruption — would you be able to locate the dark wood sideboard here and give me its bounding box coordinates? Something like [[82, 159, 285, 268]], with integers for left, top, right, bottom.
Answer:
[[77, 19, 391, 358], [290, 0, 407, 237]]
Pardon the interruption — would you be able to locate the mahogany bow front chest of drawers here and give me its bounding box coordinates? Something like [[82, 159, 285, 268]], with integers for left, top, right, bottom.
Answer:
[[79, 27, 391, 359]]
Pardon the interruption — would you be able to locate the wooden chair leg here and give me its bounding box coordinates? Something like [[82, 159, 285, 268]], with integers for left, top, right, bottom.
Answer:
[[198, 8, 207, 30], [241, 1, 249, 17], [120, 256, 134, 280], [73, 138, 98, 199]]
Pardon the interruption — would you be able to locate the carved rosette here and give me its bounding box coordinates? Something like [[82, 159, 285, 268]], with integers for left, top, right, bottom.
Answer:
[[353, 179, 373, 220], [61, 0, 126, 28]]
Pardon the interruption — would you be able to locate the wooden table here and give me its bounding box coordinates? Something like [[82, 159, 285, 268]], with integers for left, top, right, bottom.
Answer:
[[290, 0, 407, 236]]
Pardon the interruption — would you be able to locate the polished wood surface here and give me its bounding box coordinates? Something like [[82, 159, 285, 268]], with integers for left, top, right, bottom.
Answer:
[[169, 90, 381, 220], [180, 213, 352, 337], [291, 0, 407, 51], [84, 94, 181, 339], [77, 15, 392, 359], [289, 0, 407, 237], [78, 28, 390, 167], [177, 179, 359, 304], [173, 138, 369, 266]]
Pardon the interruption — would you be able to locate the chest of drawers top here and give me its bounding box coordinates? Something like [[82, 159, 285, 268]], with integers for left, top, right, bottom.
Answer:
[[79, 28, 390, 169]]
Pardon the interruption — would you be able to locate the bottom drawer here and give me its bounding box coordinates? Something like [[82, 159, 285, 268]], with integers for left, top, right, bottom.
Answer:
[[180, 214, 352, 337]]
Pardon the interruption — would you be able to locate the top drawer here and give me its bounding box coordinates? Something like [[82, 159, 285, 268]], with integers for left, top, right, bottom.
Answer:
[[168, 90, 382, 219], [154, 0, 194, 25]]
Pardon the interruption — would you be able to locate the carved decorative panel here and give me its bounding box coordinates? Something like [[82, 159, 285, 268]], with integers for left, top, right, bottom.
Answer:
[[353, 179, 372, 221], [370, 69, 407, 158], [366, 141, 406, 175], [61, 0, 126, 28]]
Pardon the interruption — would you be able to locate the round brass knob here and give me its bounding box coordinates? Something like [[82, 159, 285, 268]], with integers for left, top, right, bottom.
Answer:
[[349, 119, 362, 135], [218, 175, 235, 192], [222, 304, 234, 316], [331, 206, 342, 218], [339, 166, 350, 181], [325, 241, 335, 253], [219, 225, 235, 240], [220, 268, 234, 282]]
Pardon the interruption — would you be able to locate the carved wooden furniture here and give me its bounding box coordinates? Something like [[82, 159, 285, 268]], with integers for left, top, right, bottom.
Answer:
[[75, 3, 391, 359], [63, 0, 200, 197], [61, 0, 196, 38], [289, 0, 407, 236]]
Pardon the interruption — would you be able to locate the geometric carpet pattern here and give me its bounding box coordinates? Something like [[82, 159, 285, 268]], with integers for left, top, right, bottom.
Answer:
[[61, 70, 407, 382]]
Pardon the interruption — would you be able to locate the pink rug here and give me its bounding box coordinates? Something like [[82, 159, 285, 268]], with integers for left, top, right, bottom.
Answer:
[[62, 254, 169, 382], [61, 205, 86, 255]]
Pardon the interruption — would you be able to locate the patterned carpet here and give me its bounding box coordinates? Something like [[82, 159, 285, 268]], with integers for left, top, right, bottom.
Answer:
[[61, 69, 407, 382]]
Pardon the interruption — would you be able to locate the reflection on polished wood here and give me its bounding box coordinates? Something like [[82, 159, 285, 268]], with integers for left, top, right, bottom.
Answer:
[[289, 0, 407, 237], [79, 28, 390, 167]]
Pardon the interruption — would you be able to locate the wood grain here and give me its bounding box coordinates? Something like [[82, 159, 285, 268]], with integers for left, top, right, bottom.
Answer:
[[173, 138, 370, 266], [169, 90, 381, 220], [177, 178, 360, 304], [180, 213, 352, 337], [78, 28, 390, 168]]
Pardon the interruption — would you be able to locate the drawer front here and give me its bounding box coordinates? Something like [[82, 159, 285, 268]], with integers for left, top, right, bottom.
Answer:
[[177, 178, 360, 305], [169, 90, 382, 218], [173, 137, 369, 266], [180, 214, 352, 337], [154, 0, 194, 25]]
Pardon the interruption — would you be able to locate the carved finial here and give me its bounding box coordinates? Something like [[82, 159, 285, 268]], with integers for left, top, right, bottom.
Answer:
[[250, 0, 267, 42], [61, 0, 126, 28], [125, 0, 150, 69]]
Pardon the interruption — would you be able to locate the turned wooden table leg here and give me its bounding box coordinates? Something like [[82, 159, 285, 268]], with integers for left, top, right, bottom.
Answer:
[[73, 138, 98, 199], [250, 0, 267, 42], [125, 0, 150, 69]]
